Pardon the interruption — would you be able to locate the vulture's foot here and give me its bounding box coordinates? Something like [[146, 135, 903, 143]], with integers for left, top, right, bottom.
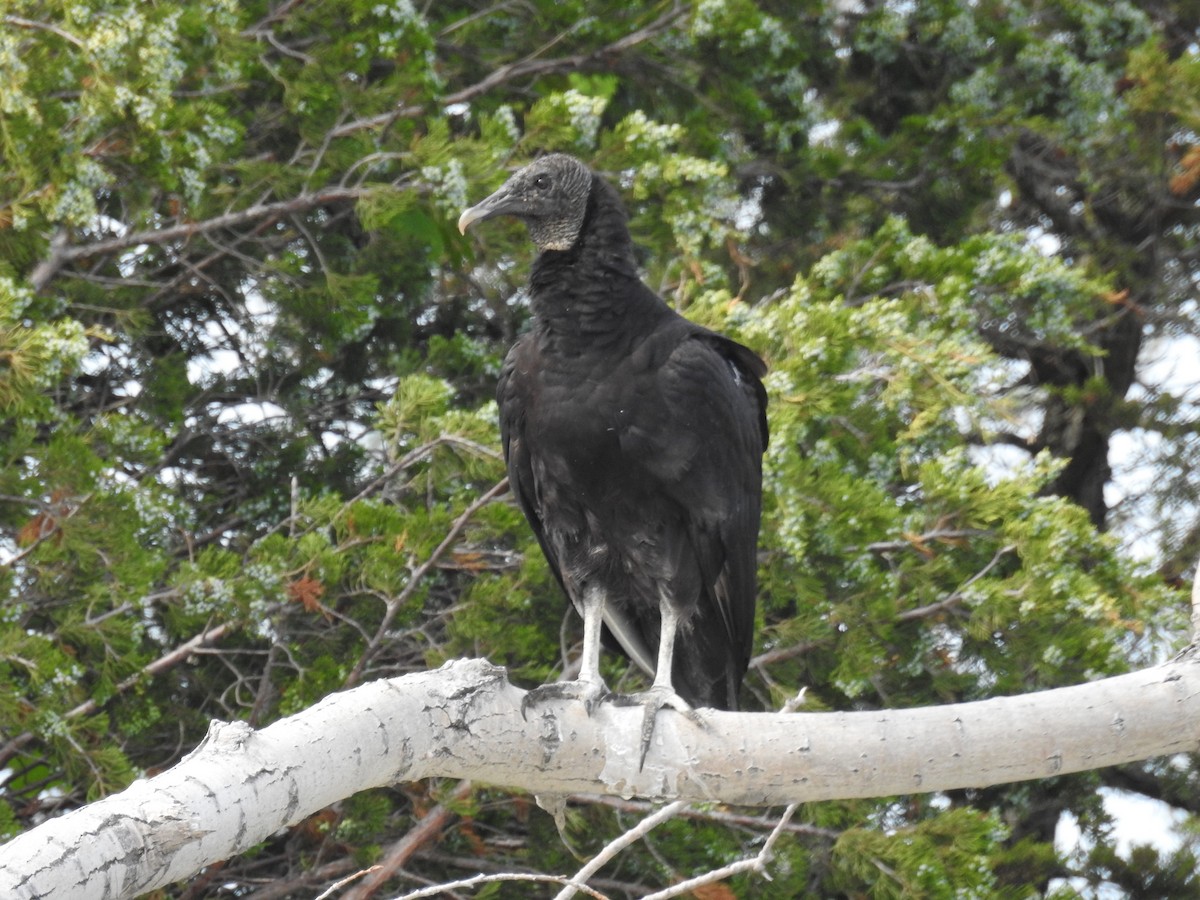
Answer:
[[610, 686, 705, 770], [521, 678, 610, 719]]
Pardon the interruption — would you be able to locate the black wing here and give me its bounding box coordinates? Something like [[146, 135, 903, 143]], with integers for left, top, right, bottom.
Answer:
[[616, 324, 767, 708], [496, 335, 567, 594]]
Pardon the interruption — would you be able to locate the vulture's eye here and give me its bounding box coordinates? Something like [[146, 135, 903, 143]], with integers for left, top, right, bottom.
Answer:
[[532, 174, 551, 190]]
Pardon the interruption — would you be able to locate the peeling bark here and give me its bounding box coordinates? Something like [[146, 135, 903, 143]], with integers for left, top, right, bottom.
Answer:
[[2, 653, 1199, 899]]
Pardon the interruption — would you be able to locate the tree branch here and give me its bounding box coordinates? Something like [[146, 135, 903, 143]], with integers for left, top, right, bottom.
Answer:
[[27, 7, 685, 291], [341, 779, 475, 900], [0, 618, 238, 771], [343, 477, 510, 687], [1, 16, 85, 48], [329, 3, 688, 138], [896, 544, 1016, 622], [3, 652, 1200, 899], [395, 872, 608, 900], [556, 800, 689, 900], [640, 804, 798, 900], [1191, 556, 1200, 643], [28, 187, 370, 292]]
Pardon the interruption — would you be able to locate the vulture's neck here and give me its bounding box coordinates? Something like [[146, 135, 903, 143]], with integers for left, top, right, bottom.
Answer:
[[528, 177, 663, 347]]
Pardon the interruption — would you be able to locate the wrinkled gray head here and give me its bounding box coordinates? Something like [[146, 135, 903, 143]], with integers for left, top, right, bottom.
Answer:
[[457, 154, 593, 251]]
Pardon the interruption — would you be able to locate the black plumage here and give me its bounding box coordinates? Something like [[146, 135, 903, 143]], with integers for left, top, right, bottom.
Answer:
[[458, 154, 767, 741]]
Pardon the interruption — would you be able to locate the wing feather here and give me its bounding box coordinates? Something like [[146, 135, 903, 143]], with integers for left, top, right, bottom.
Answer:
[[498, 338, 567, 595], [617, 326, 767, 704]]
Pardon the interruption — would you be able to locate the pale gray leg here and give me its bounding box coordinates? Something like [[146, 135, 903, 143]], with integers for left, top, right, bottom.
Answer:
[[522, 583, 610, 716], [613, 593, 703, 769], [576, 582, 605, 688]]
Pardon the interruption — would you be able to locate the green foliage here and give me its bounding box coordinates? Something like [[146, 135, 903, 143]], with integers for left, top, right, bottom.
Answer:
[[831, 807, 1007, 898], [0, 280, 90, 419], [1, 0, 1198, 896]]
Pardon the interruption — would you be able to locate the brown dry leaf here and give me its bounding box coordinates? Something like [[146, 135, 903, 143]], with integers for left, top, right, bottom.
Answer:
[[286, 575, 326, 615], [17, 512, 56, 547], [902, 531, 937, 558], [449, 550, 486, 571], [1170, 145, 1200, 197]]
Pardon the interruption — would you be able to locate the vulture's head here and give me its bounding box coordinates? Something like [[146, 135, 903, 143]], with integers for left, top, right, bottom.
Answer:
[[457, 154, 593, 251]]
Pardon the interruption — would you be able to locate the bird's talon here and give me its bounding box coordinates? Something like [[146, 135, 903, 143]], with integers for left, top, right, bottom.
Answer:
[[609, 685, 696, 770], [521, 679, 610, 717]]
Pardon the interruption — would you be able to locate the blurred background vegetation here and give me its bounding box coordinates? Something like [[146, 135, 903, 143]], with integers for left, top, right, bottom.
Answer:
[[1, 0, 1199, 895]]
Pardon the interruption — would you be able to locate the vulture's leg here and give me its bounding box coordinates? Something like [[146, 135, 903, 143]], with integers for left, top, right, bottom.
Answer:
[[522, 583, 610, 717], [650, 599, 682, 695], [576, 581, 605, 689], [614, 594, 704, 770]]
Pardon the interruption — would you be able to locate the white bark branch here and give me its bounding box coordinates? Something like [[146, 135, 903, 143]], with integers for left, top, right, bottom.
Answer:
[[2, 653, 1199, 899], [1191, 556, 1200, 641]]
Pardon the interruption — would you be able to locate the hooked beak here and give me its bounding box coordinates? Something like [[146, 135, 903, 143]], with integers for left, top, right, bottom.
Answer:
[[457, 184, 518, 235]]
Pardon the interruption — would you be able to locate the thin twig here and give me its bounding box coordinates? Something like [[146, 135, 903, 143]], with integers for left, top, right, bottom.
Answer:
[[640, 804, 799, 900], [750, 639, 823, 669], [341, 780, 475, 900], [413, 849, 662, 897], [344, 436, 503, 509], [330, 3, 686, 138], [896, 543, 1016, 622], [312, 865, 380, 900], [342, 478, 509, 687], [2, 15, 86, 48], [576, 794, 839, 840], [0, 617, 242, 770], [29, 187, 369, 291], [1, 494, 93, 569], [395, 872, 610, 900], [241, 0, 306, 35], [858, 528, 991, 554], [228, 858, 360, 900], [553, 800, 690, 900]]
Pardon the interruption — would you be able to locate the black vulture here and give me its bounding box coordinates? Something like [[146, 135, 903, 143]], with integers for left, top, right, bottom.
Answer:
[[458, 154, 768, 758]]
